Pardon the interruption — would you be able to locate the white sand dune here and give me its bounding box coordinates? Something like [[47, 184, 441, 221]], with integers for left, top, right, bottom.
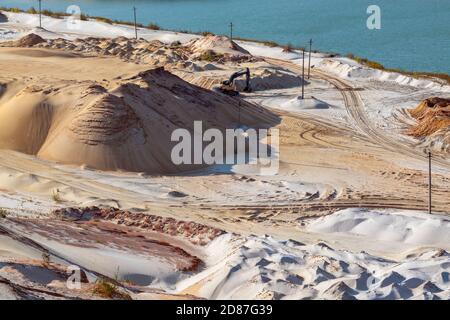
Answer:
[[319, 59, 450, 92], [176, 231, 450, 300], [307, 208, 450, 248]]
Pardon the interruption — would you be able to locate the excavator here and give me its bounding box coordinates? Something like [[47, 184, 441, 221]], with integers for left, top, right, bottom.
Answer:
[[213, 68, 252, 96]]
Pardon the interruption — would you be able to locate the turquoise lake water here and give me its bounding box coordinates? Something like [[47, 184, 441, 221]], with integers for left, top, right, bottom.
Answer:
[[2, 0, 449, 74]]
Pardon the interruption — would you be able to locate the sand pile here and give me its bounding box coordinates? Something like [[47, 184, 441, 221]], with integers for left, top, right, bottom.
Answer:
[[282, 96, 330, 111], [175, 64, 302, 92], [235, 68, 302, 91], [407, 97, 450, 137], [0, 67, 278, 173], [14, 33, 46, 47], [186, 35, 254, 62]]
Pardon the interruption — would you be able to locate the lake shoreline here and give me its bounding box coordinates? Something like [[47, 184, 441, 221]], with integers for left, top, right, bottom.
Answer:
[[0, 2, 449, 75]]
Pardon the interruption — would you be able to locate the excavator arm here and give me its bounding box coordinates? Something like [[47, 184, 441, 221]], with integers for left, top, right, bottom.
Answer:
[[222, 68, 251, 92], [213, 68, 251, 96]]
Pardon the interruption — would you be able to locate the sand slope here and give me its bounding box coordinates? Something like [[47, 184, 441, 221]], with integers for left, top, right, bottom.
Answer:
[[408, 97, 450, 137], [406, 97, 450, 154]]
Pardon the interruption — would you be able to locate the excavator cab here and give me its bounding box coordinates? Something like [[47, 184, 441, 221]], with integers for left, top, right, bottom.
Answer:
[[213, 68, 251, 96]]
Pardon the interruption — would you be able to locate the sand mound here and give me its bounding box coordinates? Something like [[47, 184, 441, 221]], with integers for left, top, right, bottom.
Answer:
[[407, 97, 450, 137], [282, 96, 330, 111], [235, 68, 302, 91], [175, 65, 302, 92], [186, 35, 253, 62], [0, 67, 278, 173], [15, 33, 46, 47], [188, 35, 250, 55]]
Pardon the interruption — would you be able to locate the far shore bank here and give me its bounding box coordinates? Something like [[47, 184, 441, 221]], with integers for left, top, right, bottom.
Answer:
[[1, 5, 449, 84]]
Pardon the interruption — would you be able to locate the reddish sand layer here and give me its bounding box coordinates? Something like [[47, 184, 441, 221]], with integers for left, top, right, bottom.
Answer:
[[52, 206, 224, 245], [8, 216, 203, 272]]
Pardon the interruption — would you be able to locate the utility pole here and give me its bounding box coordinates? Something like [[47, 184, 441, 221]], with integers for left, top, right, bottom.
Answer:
[[308, 39, 313, 79], [38, 0, 42, 28], [301, 47, 305, 99], [133, 6, 138, 39], [428, 151, 432, 214], [229, 22, 233, 42]]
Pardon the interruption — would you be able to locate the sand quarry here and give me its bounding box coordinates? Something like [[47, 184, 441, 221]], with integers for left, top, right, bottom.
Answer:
[[0, 11, 449, 300]]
